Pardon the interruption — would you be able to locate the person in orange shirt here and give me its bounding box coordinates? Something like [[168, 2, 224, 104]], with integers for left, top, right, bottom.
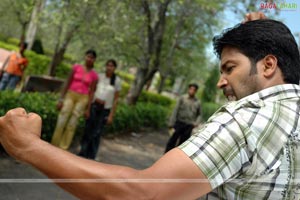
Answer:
[[0, 42, 28, 90]]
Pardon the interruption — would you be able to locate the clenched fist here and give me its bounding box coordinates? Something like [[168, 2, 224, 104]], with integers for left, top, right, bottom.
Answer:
[[0, 108, 42, 161]]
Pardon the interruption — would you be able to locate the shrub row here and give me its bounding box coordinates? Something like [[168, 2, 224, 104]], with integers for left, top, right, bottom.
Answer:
[[0, 91, 58, 142], [201, 102, 221, 121], [119, 83, 174, 107], [0, 91, 169, 141]]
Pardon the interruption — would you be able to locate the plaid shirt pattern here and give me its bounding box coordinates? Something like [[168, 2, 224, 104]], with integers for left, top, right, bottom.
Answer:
[[180, 84, 300, 200]]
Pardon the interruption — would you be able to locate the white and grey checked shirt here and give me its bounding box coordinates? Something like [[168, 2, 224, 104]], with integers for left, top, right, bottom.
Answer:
[[180, 84, 300, 200]]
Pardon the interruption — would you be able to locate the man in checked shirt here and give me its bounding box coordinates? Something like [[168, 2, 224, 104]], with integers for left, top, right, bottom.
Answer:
[[0, 12, 300, 200]]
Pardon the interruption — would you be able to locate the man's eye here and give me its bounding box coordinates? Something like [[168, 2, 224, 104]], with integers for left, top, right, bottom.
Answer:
[[225, 66, 234, 73]]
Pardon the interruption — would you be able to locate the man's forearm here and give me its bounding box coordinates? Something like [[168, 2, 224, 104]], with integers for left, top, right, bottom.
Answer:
[[25, 140, 146, 200], [0, 108, 211, 200]]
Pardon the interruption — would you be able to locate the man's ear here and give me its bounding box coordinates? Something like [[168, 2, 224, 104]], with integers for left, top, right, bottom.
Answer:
[[262, 55, 278, 78]]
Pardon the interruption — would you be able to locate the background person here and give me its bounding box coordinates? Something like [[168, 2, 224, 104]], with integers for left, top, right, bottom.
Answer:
[[51, 49, 98, 150], [165, 83, 201, 153], [78, 59, 121, 160], [0, 42, 28, 90]]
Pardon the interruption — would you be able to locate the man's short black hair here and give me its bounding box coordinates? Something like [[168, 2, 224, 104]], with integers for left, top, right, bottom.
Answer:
[[213, 19, 300, 84], [188, 83, 199, 90]]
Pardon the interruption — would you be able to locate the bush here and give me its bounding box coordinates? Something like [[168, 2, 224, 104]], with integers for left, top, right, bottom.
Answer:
[[201, 102, 221, 121], [0, 91, 169, 140], [139, 90, 174, 106], [0, 41, 18, 51], [31, 39, 44, 55], [118, 82, 174, 107], [0, 91, 58, 142], [116, 70, 134, 84], [107, 102, 169, 133], [6, 37, 20, 46]]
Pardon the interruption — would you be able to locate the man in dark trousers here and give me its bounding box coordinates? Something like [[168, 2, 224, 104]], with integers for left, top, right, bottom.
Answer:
[[165, 83, 201, 153]]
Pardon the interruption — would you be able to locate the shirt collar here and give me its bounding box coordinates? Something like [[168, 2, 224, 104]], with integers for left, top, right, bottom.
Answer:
[[221, 84, 300, 112]]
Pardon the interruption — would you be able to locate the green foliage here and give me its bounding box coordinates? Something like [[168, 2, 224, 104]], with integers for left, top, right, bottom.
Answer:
[[6, 37, 20, 46], [201, 102, 221, 121], [116, 70, 134, 84], [0, 91, 58, 142], [107, 102, 169, 133], [31, 39, 44, 54], [0, 33, 8, 42], [119, 81, 174, 107], [0, 41, 19, 51], [200, 66, 222, 121], [119, 82, 130, 99], [0, 91, 170, 140], [24, 51, 51, 76], [139, 91, 174, 107], [201, 66, 220, 103]]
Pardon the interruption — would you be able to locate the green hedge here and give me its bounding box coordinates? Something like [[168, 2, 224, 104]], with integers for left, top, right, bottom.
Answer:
[[116, 70, 134, 84], [0, 91, 169, 141], [201, 102, 221, 121], [139, 91, 173, 107], [119, 82, 174, 107], [106, 102, 168, 133], [0, 91, 58, 142]]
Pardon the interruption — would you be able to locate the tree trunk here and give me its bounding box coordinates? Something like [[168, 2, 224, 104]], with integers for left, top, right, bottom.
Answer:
[[157, 74, 166, 94], [48, 25, 79, 76], [20, 22, 28, 44], [127, 68, 147, 104], [127, 66, 157, 104], [126, 0, 171, 105], [26, 0, 45, 50], [48, 48, 66, 76]]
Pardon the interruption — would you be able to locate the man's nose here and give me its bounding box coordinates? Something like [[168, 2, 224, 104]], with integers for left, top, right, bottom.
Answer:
[[217, 76, 228, 89]]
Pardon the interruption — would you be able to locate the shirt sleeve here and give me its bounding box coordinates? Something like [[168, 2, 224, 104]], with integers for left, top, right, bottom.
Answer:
[[179, 111, 250, 189]]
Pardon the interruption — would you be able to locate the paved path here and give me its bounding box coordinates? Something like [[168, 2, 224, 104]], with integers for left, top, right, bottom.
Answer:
[[0, 129, 169, 199]]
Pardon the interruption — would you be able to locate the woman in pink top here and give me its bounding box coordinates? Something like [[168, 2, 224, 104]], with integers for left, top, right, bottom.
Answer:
[[51, 50, 99, 150]]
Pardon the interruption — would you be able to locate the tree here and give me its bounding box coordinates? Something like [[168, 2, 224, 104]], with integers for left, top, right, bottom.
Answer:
[[0, 0, 34, 42], [123, 0, 229, 103], [25, 0, 45, 50], [44, 0, 104, 76], [124, 0, 172, 104], [201, 65, 219, 103]]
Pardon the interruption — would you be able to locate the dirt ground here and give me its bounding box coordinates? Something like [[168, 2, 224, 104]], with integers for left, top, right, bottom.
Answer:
[[0, 128, 169, 200]]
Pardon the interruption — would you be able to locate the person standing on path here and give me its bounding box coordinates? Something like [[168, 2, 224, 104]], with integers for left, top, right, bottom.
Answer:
[[51, 49, 98, 150], [165, 83, 202, 153], [78, 59, 121, 159], [0, 42, 28, 90]]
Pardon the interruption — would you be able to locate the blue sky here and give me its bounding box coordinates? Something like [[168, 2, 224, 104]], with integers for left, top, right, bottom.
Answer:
[[207, 2, 300, 62], [276, 9, 300, 37]]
